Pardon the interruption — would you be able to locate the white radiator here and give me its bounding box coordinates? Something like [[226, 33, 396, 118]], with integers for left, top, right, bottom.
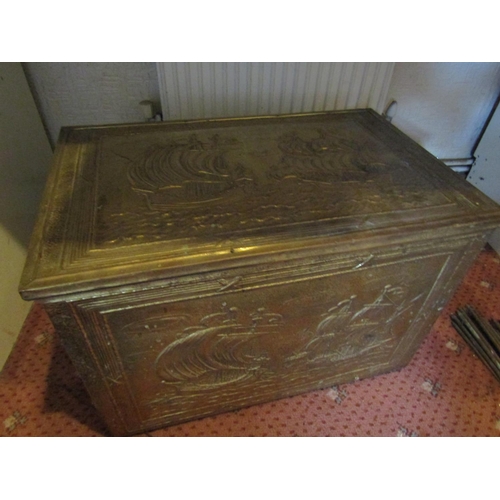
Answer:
[[157, 62, 395, 121]]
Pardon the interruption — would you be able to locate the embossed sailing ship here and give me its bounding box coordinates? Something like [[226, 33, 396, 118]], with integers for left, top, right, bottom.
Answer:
[[304, 285, 416, 364], [153, 305, 285, 389], [271, 129, 386, 184], [148, 284, 417, 392], [127, 134, 251, 209]]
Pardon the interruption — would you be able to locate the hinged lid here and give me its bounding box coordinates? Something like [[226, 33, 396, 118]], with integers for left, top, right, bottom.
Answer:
[[20, 110, 500, 300]]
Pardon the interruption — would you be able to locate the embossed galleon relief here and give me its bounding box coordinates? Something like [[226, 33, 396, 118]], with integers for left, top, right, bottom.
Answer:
[[103, 253, 447, 421], [154, 303, 284, 388], [127, 134, 254, 209], [302, 284, 423, 363], [93, 120, 451, 248], [149, 284, 421, 391], [117, 283, 422, 396], [270, 129, 389, 184]]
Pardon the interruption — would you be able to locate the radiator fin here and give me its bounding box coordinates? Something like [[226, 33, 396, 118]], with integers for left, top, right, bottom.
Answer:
[[157, 62, 395, 120]]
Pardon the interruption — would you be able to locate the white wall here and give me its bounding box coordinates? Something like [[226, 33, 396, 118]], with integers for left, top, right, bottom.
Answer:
[[387, 62, 500, 161], [0, 63, 53, 370], [23, 62, 161, 146], [24, 62, 500, 164], [466, 100, 500, 253]]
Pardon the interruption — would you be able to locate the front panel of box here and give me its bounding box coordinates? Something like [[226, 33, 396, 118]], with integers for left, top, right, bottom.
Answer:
[[47, 237, 483, 435]]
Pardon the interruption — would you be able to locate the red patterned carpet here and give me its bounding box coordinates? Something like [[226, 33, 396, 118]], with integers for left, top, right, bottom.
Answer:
[[2, 245, 500, 437]]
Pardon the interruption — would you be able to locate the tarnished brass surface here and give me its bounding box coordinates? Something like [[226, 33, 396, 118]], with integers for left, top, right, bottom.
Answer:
[[19, 110, 500, 300], [20, 110, 500, 435]]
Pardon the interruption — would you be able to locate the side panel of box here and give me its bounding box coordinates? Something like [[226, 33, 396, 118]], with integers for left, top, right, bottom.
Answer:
[[45, 235, 486, 435], [44, 301, 144, 434]]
